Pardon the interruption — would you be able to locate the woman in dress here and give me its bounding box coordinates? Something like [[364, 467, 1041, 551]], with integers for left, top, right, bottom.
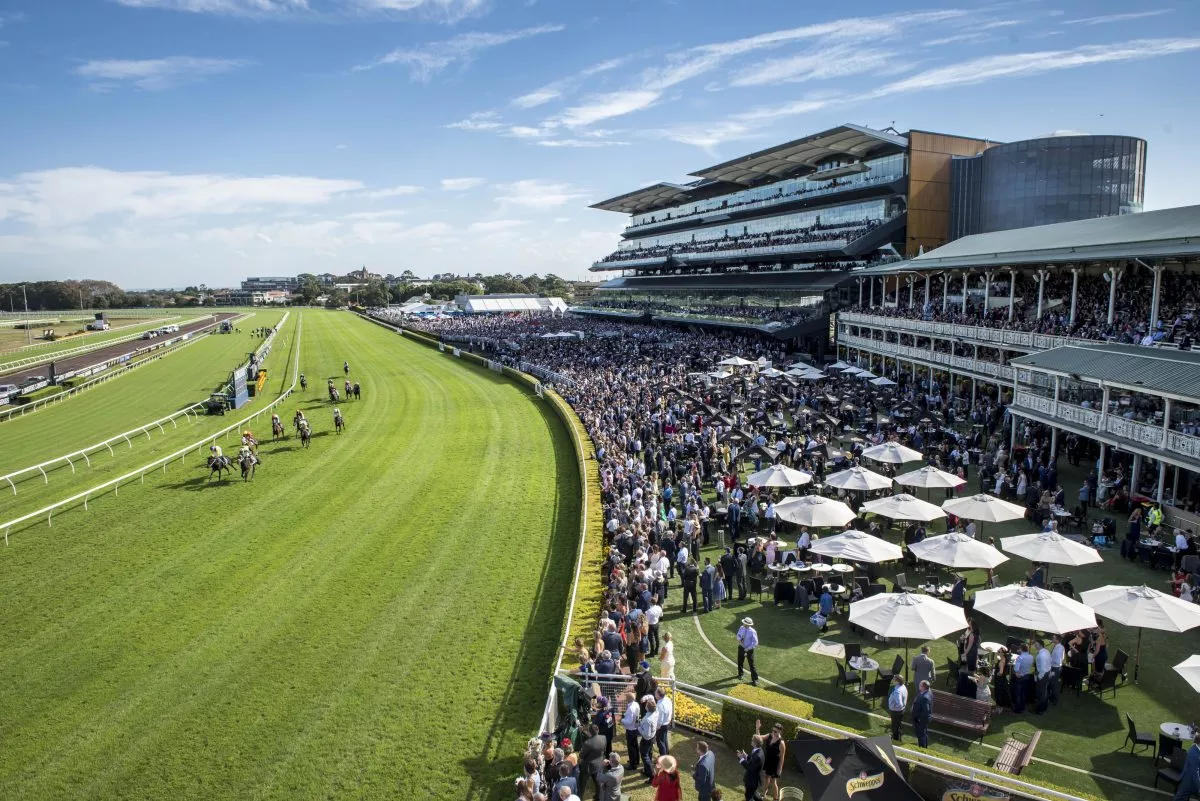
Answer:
[[973, 667, 994, 705], [1089, 620, 1109, 686], [651, 755, 683, 801], [992, 647, 1012, 710], [658, 631, 676, 679], [714, 564, 727, 609], [757, 720, 787, 801]]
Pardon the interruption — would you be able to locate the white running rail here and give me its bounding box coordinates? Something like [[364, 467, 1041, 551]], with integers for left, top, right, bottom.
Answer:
[[0, 315, 303, 545]]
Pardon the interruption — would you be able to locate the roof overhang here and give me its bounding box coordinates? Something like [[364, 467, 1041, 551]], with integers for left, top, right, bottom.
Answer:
[[1011, 343, 1200, 403], [689, 124, 908, 186], [590, 179, 738, 215]]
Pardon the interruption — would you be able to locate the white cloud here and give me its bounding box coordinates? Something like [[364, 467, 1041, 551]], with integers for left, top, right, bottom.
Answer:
[[111, 0, 308, 16], [341, 0, 488, 23], [334, 144, 348, 150], [356, 24, 564, 81], [447, 110, 504, 131], [360, 184, 423, 198], [1061, 10, 1171, 26], [342, 209, 409, 220], [557, 89, 661, 128], [440, 177, 486, 190], [0, 167, 363, 228], [495, 179, 586, 209], [728, 46, 895, 87], [512, 87, 562, 108], [468, 219, 528, 233], [75, 56, 252, 90], [535, 139, 629, 148], [863, 37, 1200, 99], [511, 56, 630, 108]]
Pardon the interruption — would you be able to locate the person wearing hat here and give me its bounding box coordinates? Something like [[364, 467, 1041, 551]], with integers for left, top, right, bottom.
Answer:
[[651, 754, 682, 801], [736, 618, 759, 686]]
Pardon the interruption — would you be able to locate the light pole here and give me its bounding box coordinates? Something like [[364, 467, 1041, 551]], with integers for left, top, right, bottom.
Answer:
[[22, 284, 31, 345]]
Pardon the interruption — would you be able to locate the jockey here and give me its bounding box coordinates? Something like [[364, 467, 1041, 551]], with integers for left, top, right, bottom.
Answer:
[[271, 412, 280, 425], [238, 444, 252, 460], [344, 361, 349, 372], [210, 444, 223, 459], [242, 430, 256, 447], [333, 407, 343, 423]]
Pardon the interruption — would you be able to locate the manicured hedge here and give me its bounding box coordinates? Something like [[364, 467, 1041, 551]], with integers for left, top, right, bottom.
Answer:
[[721, 684, 815, 751]]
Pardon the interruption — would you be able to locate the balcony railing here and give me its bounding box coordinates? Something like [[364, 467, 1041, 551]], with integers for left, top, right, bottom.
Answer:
[[839, 311, 1099, 352], [838, 333, 1016, 383], [1012, 391, 1200, 463]]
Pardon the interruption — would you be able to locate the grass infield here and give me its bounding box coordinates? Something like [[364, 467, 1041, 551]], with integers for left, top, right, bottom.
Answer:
[[0, 310, 579, 801]]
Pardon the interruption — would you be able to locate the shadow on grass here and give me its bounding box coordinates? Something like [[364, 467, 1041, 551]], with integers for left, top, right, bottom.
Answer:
[[458, 396, 583, 801]]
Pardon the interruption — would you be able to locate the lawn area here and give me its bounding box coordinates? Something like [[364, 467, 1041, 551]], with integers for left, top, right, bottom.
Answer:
[[0, 316, 298, 520], [0, 310, 580, 801], [664, 453, 1193, 800]]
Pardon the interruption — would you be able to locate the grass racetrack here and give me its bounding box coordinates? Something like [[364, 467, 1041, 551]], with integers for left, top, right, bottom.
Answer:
[[0, 310, 580, 801]]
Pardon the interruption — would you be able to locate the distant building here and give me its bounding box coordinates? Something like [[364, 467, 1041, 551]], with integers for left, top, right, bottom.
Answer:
[[454, 293, 568, 315], [241, 276, 299, 292]]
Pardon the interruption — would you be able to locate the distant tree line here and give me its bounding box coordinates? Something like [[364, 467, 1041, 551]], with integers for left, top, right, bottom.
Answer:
[[0, 280, 191, 311]]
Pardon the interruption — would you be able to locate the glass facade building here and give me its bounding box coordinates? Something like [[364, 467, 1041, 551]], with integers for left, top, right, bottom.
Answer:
[[950, 134, 1146, 239]]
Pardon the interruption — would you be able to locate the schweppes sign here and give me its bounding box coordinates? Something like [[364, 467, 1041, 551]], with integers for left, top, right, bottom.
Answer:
[[942, 784, 1010, 801], [808, 753, 834, 776], [846, 771, 885, 796]]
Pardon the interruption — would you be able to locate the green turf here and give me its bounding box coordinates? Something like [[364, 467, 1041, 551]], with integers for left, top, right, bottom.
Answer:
[[0, 317, 299, 520], [0, 310, 579, 801], [667, 456, 1187, 801]]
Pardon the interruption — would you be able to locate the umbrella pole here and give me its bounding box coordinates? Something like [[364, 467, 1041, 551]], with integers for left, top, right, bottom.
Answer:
[[1135, 628, 1142, 685]]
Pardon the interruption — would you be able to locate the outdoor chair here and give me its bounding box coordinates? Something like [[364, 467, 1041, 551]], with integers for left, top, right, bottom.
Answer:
[[749, 576, 766, 601], [866, 583, 887, 597], [866, 675, 891, 708], [893, 571, 910, 592], [878, 654, 904, 682], [1110, 649, 1129, 682], [925, 574, 940, 588], [843, 642, 862, 667], [854, 576, 870, 594], [1124, 714, 1156, 757], [1092, 668, 1120, 698], [1159, 732, 1184, 766], [943, 658, 958, 688], [1156, 746, 1186, 791], [836, 661, 860, 694]]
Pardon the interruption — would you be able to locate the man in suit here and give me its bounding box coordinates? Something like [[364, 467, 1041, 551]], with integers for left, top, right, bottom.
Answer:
[[578, 724, 607, 800], [700, 557, 716, 613], [693, 741, 716, 801], [596, 752, 625, 801], [1175, 734, 1200, 801], [681, 559, 699, 614], [912, 680, 933, 748], [912, 645, 936, 688], [737, 734, 765, 801]]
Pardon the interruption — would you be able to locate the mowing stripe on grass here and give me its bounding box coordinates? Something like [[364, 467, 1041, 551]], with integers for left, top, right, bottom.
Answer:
[[0, 310, 579, 801]]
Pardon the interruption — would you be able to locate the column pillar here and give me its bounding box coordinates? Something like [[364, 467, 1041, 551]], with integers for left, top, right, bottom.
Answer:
[[1158, 461, 1167, 503], [1051, 427, 1058, 459], [962, 272, 969, 315], [908, 276, 915, 309], [1036, 269, 1048, 318], [857, 277, 864, 307], [942, 274, 949, 314], [924, 274, 931, 310], [1008, 269, 1016, 322], [983, 271, 994, 317], [1150, 264, 1165, 333], [1132, 453, 1143, 493], [1010, 412, 1017, 450], [1098, 443, 1107, 480], [1107, 266, 1122, 326], [971, 377, 977, 408], [869, 277, 875, 307], [1069, 267, 1080, 327], [1053, 374, 1060, 418], [1099, 385, 1110, 435]]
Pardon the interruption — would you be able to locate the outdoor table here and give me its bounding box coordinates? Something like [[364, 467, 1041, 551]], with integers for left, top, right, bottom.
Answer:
[[811, 563, 834, 573], [789, 563, 811, 573], [849, 656, 879, 693], [831, 564, 855, 573], [921, 583, 954, 596], [768, 564, 789, 574], [1162, 722, 1196, 753], [1051, 506, 1072, 519]]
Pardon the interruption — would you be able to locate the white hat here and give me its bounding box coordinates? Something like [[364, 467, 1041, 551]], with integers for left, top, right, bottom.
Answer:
[[742, 617, 754, 626]]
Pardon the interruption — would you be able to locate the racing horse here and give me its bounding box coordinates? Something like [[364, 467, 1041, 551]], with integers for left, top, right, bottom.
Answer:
[[300, 374, 308, 391], [293, 410, 307, 433], [344, 379, 353, 400], [333, 409, 345, 434], [272, 417, 285, 440], [299, 423, 312, 448], [240, 452, 258, 481], [352, 383, 361, 400], [207, 454, 232, 482]]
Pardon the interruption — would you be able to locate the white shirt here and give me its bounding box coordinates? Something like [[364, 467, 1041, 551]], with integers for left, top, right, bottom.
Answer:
[[1051, 643, 1065, 669], [798, 530, 811, 548], [887, 683, 908, 712], [676, 546, 689, 564], [656, 696, 673, 727], [622, 701, 640, 731], [646, 604, 663, 625], [1178, 532, 1189, 551], [637, 711, 658, 740], [1035, 648, 1052, 679]]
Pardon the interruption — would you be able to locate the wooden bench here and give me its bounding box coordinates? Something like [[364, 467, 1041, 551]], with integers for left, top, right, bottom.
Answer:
[[929, 689, 992, 741], [994, 730, 1041, 775]]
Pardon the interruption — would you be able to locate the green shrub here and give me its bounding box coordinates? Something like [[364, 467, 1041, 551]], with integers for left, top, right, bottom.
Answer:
[[722, 684, 815, 750]]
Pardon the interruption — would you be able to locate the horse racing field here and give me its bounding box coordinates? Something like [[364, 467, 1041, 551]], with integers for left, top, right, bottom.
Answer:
[[0, 310, 580, 801]]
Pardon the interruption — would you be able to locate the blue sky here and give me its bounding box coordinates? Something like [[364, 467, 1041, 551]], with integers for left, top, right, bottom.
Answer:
[[0, 0, 1197, 287]]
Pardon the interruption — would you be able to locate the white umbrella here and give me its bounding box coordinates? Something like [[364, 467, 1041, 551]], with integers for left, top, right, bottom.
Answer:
[[972, 584, 1097, 634], [861, 493, 947, 523], [774, 495, 856, 528], [861, 442, 923, 464], [746, 463, 813, 489], [840, 367, 864, 376], [856, 370, 878, 380], [718, 356, 756, 367], [791, 371, 825, 381], [942, 493, 1027, 523], [809, 530, 903, 564], [759, 367, 786, 378], [896, 465, 966, 490], [1173, 655, 1200, 694], [870, 376, 898, 386], [908, 533, 1009, 570], [849, 591, 968, 665], [707, 370, 733, 380], [1081, 585, 1200, 682], [828, 361, 851, 370], [1001, 532, 1103, 567], [825, 465, 893, 492]]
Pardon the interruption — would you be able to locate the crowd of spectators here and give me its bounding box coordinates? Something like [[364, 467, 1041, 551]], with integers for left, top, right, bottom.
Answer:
[[598, 219, 883, 264], [856, 270, 1200, 348]]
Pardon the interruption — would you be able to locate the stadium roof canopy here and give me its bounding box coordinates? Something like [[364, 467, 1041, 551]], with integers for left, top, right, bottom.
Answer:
[[690, 124, 908, 186], [590, 124, 907, 215], [1011, 342, 1200, 402], [457, 295, 568, 314], [861, 204, 1200, 274], [598, 270, 853, 294]]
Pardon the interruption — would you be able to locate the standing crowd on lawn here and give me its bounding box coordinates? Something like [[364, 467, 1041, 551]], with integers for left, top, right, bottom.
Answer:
[[389, 311, 1175, 799]]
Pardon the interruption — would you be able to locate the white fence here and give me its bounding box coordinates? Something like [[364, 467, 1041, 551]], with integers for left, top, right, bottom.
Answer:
[[0, 314, 208, 375], [0, 315, 303, 545]]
